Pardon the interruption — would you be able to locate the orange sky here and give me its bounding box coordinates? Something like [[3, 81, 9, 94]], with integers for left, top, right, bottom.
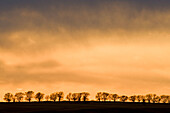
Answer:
[[0, 0, 170, 101]]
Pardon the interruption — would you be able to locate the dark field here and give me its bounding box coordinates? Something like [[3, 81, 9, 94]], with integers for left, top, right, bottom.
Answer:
[[0, 102, 170, 113]]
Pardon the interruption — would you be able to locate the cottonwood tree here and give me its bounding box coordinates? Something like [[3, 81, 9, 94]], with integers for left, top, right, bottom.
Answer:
[[15, 92, 24, 102], [12, 97, 16, 102], [161, 95, 168, 103], [96, 92, 102, 102], [66, 93, 72, 101], [102, 92, 109, 101], [58, 92, 64, 102], [25, 91, 34, 102], [155, 96, 161, 103], [120, 95, 128, 102], [108, 94, 113, 101], [146, 94, 153, 103], [4, 93, 13, 102], [77, 93, 82, 101], [152, 94, 157, 103], [35, 92, 44, 102], [136, 95, 142, 102], [72, 93, 78, 101], [141, 96, 146, 103], [112, 94, 119, 102], [167, 96, 170, 103], [129, 95, 136, 102], [82, 92, 90, 101], [45, 95, 50, 101], [50, 93, 58, 102]]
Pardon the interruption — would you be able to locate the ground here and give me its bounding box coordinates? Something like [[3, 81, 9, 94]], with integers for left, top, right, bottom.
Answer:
[[0, 102, 170, 113]]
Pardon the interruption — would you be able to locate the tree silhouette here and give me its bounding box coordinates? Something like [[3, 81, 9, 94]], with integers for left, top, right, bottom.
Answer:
[[108, 94, 113, 101], [120, 95, 128, 102], [50, 93, 58, 102], [45, 95, 50, 101], [96, 92, 102, 102], [152, 94, 157, 103], [77, 93, 82, 101], [167, 96, 170, 103], [141, 95, 146, 103], [129, 95, 136, 102], [82, 92, 90, 102], [155, 96, 161, 103], [66, 93, 72, 101], [112, 94, 119, 102], [35, 92, 44, 102], [15, 92, 24, 102], [72, 93, 78, 101], [4, 93, 13, 102], [12, 97, 16, 102], [136, 95, 142, 102], [3, 91, 170, 103], [25, 91, 34, 102], [161, 95, 168, 103], [58, 92, 64, 102], [146, 94, 152, 103], [102, 92, 109, 101]]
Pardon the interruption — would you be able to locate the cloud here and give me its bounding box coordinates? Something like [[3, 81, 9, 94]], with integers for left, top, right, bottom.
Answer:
[[1, 1, 170, 56], [0, 0, 170, 98]]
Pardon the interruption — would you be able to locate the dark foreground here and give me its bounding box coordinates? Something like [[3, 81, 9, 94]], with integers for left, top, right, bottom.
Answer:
[[0, 102, 170, 113]]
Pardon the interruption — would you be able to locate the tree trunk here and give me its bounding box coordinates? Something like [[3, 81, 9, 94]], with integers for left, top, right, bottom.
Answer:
[[148, 100, 150, 103]]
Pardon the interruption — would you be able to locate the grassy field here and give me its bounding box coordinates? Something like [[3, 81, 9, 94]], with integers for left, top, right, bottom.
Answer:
[[0, 102, 170, 113]]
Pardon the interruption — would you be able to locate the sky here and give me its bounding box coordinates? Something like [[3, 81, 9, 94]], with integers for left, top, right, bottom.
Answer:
[[0, 0, 170, 101]]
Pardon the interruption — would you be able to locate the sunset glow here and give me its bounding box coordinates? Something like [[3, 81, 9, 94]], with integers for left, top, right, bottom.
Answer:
[[0, 0, 170, 102]]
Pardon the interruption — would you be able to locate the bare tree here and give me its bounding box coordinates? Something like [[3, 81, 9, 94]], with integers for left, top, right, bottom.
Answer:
[[152, 94, 157, 103], [167, 96, 170, 103], [146, 94, 153, 103], [82, 92, 90, 102], [108, 94, 113, 101], [58, 92, 64, 102], [141, 96, 146, 103], [50, 93, 58, 102], [45, 95, 50, 101], [168, 96, 170, 103], [66, 93, 72, 101], [136, 95, 142, 102], [15, 92, 24, 102], [77, 93, 82, 101], [35, 92, 44, 102], [161, 95, 168, 103], [25, 91, 34, 102], [129, 95, 136, 102], [12, 97, 16, 102], [72, 93, 78, 101], [155, 96, 161, 103], [102, 92, 109, 101], [112, 94, 119, 102], [96, 92, 102, 102], [120, 95, 128, 102], [4, 93, 13, 102]]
